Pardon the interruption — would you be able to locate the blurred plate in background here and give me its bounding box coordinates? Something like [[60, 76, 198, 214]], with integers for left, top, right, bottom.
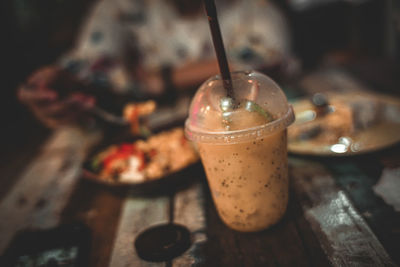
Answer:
[[288, 92, 400, 156]]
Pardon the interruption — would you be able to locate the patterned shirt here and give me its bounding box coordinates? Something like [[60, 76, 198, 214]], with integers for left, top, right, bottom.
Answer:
[[60, 0, 290, 96]]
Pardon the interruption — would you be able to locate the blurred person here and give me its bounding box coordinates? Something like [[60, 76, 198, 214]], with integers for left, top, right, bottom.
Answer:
[[18, 0, 293, 128]]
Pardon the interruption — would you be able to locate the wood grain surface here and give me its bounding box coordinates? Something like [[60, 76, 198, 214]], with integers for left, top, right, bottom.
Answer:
[[109, 194, 170, 267], [290, 158, 396, 267], [0, 127, 101, 253], [0, 118, 398, 267]]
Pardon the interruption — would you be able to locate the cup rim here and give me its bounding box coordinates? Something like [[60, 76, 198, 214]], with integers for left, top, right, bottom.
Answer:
[[185, 105, 295, 144]]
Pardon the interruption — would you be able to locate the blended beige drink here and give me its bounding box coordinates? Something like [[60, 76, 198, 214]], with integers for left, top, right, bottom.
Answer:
[[198, 111, 288, 231], [185, 71, 294, 232]]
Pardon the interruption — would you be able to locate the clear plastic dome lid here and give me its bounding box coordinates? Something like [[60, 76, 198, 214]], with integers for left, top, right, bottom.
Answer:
[[185, 71, 294, 143]]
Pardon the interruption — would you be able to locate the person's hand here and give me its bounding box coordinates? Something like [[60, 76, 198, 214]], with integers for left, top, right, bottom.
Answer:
[[18, 66, 96, 128]]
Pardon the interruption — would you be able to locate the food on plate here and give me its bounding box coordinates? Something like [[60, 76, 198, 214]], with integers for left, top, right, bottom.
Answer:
[[289, 97, 382, 144], [123, 100, 156, 135], [90, 128, 198, 183], [288, 91, 400, 155], [289, 101, 353, 143]]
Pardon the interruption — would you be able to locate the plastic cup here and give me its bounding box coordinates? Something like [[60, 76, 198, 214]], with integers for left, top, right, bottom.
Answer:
[[185, 71, 294, 232]]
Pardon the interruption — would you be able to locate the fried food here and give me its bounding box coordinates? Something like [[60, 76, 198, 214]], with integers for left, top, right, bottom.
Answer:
[[91, 128, 198, 183], [123, 100, 156, 135]]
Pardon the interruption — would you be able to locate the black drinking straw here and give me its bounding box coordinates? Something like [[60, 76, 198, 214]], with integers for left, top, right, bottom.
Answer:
[[203, 0, 234, 100]]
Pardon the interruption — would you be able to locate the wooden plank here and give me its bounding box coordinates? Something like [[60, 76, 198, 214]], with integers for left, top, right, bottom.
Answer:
[[0, 127, 101, 253], [108, 194, 170, 267], [175, 182, 314, 266], [29, 150, 86, 228], [289, 195, 333, 267], [290, 158, 396, 267], [201, 184, 312, 267], [233, 209, 312, 267], [200, 189, 246, 267], [0, 123, 49, 202], [61, 179, 125, 267], [172, 182, 207, 267]]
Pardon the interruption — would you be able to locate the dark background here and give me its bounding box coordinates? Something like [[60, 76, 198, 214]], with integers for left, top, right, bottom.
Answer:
[[1, 0, 399, 144]]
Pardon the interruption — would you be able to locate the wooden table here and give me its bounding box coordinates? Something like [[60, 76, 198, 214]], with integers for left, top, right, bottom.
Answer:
[[0, 127, 399, 267], [1, 68, 400, 266]]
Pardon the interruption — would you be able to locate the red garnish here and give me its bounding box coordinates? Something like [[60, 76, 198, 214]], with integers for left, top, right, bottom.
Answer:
[[102, 143, 147, 174]]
